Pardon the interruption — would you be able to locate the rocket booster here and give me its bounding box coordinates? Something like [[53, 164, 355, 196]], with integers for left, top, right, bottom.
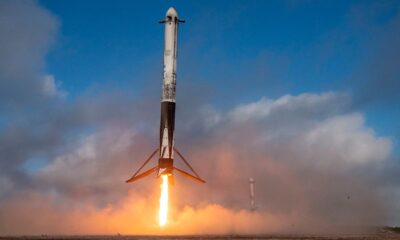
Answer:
[[126, 7, 205, 184], [158, 7, 182, 176]]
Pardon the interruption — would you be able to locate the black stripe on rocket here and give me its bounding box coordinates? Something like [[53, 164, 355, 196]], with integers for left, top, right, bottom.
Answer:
[[160, 101, 175, 159]]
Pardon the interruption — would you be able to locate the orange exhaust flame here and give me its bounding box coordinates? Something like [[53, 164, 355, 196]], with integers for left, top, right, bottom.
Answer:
[[159, 174, 169, 226]]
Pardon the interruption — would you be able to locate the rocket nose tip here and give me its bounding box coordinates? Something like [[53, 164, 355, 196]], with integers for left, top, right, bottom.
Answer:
[[166, 7, 178, 18]]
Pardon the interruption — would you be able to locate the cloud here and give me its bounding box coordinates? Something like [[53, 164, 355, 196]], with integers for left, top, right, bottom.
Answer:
[[227, 92, 349, 123], [0, 0, 63, 110], [42, 74, 67, 98], [302, 114, 391, 164], [0, 91, 392, 234]]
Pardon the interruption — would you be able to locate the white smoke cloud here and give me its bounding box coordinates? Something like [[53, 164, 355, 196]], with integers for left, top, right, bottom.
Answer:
[[42, 74, 67, 98], [302, 114, 391, 164], [0, 91, 388, 235], [227, 92, 348, 124]]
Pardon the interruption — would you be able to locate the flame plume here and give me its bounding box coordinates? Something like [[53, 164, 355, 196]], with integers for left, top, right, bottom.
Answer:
[[159, 174, 169, 226]]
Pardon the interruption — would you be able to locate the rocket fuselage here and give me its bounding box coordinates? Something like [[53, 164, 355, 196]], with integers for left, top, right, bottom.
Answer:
[[125, 7, 204, 184], [159, 7, 179, 176], [249, 178, 255, 211]]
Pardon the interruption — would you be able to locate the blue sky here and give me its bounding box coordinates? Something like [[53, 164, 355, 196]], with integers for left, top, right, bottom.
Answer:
[[40, 0, 400, 148]]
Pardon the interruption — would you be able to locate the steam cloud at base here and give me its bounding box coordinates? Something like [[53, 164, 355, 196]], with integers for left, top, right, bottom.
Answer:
[[0, 92, 393, 235]]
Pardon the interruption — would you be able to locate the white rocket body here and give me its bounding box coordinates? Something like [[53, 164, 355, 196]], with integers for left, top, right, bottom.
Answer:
[[126, 8, 205, 184], [249, 178, 256, 211], [158, 7, 181, 176], [162, 7, 178, 103]]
